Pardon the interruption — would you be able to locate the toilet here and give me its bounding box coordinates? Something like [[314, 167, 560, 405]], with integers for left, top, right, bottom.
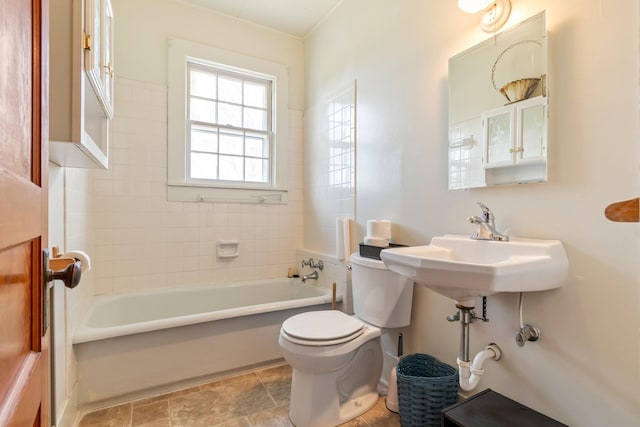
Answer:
[[278, 253, 414, 427]]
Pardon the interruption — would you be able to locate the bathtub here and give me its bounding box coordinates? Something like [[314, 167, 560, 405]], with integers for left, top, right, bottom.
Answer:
[[73, 278, 337, 407]]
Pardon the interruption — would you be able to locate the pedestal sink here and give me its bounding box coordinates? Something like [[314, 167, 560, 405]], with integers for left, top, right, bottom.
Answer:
[[380, 234, 569, 307]]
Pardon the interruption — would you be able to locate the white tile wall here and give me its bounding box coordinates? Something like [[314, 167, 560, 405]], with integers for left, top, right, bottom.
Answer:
[[313, 82, 357, 254], [64, 166, 95, 325], [327, 84, 356, 215], [299, 83, 357, 312], [448, 119, 485, 189], [90, 77, 304, 294]]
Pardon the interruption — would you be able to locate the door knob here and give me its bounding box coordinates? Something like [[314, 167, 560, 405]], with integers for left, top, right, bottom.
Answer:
[[44, 249, 82, 289], [47, 260, 82, 289]]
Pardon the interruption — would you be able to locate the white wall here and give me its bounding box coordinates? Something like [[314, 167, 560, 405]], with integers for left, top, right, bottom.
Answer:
[[112, 0, 304, 109], [304, 0, 640, 425]]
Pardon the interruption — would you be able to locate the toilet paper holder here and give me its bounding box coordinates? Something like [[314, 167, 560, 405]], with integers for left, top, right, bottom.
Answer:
[[49, 247, 77, 271]]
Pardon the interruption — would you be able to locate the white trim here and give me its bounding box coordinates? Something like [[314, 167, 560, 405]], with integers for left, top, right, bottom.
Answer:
[[167, 185, 288, 204], [168, 37, 289, 202]]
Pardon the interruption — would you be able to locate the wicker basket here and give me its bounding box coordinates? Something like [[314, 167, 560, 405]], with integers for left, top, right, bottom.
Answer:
[[491, 39, 544, 104], [396, 353, 459, 427]]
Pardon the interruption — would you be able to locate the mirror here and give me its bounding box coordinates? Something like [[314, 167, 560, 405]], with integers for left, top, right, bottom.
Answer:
[[448, 12, 547, 189]]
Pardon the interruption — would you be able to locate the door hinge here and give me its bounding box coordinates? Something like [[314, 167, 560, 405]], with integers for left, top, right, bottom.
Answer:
[[83, 31, 92, 50]]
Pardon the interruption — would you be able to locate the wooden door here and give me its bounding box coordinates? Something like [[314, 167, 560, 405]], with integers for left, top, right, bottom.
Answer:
[[0, 0, 50, 426]]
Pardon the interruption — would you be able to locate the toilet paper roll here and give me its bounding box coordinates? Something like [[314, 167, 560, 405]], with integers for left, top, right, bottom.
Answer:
[[61, 250, 92, 273], [366, 220, 391, 240]]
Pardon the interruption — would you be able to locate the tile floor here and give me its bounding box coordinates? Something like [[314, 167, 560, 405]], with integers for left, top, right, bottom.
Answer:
[[77, 364, 400, 427]]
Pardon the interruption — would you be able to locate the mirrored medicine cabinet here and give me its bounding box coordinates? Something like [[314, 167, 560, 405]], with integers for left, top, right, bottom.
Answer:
[[448, 11, 548, 190]]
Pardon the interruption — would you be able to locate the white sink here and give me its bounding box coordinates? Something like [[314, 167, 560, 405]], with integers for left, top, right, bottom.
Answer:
[[380, 234, 569, 307]]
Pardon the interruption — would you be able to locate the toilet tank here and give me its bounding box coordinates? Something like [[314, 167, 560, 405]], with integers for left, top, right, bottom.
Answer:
[[350, 253, 414, 328]]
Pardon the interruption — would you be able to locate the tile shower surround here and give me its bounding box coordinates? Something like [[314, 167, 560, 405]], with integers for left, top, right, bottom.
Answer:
[[77, 364, 400, 427], [90, 78, 304, 295]]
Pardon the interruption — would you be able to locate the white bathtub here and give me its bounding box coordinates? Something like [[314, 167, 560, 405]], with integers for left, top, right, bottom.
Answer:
[[73, 278, 337, 407]]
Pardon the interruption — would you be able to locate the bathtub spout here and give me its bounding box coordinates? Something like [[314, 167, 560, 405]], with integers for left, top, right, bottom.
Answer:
[[302, 270, 319, 282]]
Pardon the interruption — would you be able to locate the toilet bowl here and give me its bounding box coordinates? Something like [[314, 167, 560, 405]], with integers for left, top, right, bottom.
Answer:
[[279, 310, 382, 427], [279, 254, 414, 427]]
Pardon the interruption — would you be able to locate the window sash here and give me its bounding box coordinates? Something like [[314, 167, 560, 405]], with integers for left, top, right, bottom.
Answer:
[[187, 122, 271, 184], [186, 62, 273, 185]]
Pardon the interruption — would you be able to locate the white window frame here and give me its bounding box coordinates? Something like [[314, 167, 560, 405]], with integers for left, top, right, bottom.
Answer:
[[168, 37, 289, 203]]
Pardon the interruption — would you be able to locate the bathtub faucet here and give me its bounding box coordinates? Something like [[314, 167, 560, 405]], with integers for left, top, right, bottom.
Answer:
[[302, 270, 319, 283], [301, 258, 323, 282], [301, 258, 324, 270]]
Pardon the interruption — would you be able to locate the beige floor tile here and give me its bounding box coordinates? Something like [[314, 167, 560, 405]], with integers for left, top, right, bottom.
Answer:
[[170, 385, 275, 425], [133, 386, 200, 407], [170, 390, 228, 425], [338, 417, 369, 426], [213, 417, 252, 427], [78, 403, 132, 427], [132, 401, 169, 426], [246, 405, 294, 427], [171, 414, 225, 427], [135, 420, 171, 427], [266, 384, 290, 406], [256, 364, 292, 390], [359, 397, 400, 427]]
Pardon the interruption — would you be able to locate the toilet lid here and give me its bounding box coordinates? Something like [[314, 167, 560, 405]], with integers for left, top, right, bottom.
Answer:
[[281, 311, 365, 345]]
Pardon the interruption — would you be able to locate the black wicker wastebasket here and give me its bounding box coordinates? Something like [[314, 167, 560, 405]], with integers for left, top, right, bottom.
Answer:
[[396, 353, 459, 427]]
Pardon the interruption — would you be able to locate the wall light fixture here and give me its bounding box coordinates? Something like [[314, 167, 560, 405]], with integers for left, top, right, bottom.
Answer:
[[458, 0, 512, 32]]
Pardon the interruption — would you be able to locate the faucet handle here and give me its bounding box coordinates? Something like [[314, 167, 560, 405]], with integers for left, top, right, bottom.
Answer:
[[476, 202, 494, 222]]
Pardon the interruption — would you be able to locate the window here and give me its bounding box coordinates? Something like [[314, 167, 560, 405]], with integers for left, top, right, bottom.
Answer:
[[168, 38, 289, 203], [187, 64, 272, 184]]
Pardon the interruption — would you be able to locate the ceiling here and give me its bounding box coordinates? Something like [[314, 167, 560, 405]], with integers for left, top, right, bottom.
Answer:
[[180, 0, 344, 38]]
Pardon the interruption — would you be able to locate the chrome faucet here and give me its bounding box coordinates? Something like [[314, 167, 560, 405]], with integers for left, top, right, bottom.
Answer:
[[468, 202, 509, 241], [300, 258, 323, 282], [301, 258, 324, 270], [301, 270, 319, 282]]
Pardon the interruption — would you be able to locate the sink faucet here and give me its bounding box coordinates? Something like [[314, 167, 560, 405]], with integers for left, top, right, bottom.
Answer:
[[468, 202, 509, 241], [301, 270, 319, 282]]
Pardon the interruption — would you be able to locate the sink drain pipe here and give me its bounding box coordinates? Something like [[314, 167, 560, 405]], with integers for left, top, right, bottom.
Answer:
[[457, 343, 501, 391], [450, 305, 502, 391]]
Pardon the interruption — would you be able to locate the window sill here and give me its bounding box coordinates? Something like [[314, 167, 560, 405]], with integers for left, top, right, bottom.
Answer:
[[167, 184, 289, 204]]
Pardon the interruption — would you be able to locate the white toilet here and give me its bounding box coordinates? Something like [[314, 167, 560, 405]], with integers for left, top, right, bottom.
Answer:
[[278, 253, 414, 427]]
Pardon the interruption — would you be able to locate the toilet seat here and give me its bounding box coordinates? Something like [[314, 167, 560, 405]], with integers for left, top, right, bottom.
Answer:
[[281, 311, 365, 346]]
